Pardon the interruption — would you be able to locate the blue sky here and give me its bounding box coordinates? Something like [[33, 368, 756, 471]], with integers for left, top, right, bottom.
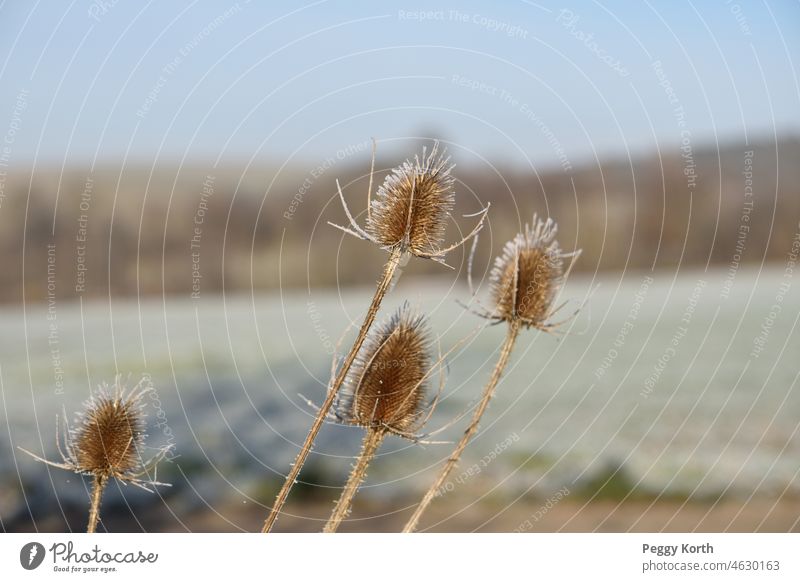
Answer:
[[0, 0, 798, 170]]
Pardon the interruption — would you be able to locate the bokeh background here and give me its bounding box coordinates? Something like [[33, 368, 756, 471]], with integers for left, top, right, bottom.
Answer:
[[0, 0, 798, 532]]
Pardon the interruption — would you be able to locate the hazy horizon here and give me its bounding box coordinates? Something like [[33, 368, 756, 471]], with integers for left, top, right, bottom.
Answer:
[[1, 1, 798, 169]]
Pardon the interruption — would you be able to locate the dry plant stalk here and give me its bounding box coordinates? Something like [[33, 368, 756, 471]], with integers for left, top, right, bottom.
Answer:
[[403, 216, 580, 532], [323, 306, 433, 532], [19, 376, 171, 533], [263, 141, 488, 532], [262, 249, 401, 533]]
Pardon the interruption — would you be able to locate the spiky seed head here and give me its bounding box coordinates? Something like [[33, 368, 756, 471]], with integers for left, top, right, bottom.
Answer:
[[490, 216, 570, 327], [73, 381, 148, 478], [338, 305, 432, 434], [19, 376, 170, 493], [366, 142, 454, 256]]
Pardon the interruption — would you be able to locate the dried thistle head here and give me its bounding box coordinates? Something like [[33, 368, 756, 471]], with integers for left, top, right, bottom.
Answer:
[[334, 305, 433, 437], [73, 385, 146, 478], [366, 143, 454, 256], [488, 215, 579, 329], [328, 140, 489, 263], [19, 376, 171, 491]]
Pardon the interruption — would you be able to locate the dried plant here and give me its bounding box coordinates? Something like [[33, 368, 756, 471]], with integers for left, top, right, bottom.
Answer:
[[329, 140, 489, 263], [487, 217, 578, 329], [403, 215, 581, 532], [333, 306, 435, 438], [263, 140, 489, 532], [19, 376, 171, 533], [322, 305, 439, 532]]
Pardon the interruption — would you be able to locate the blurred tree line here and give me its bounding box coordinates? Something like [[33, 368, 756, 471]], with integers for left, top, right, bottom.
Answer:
[[1, 137, 798, 304]]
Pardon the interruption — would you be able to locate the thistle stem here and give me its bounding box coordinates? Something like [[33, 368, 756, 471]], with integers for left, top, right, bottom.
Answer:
[[323, 428, 385, 533], [86, 474, 108, 533], [403, 321, 520, 532], [262, 248, 403, 533]]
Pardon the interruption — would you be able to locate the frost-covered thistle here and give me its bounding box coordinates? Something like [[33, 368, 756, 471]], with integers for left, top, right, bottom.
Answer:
[[367, 144, 455, 256], [329, 140, 489, 263], [263, 141, 489, 533], [322, 305, 444, 532], [334, 306, 434, 437], [19, 376, 171, 532], [488, 215, 579, 329], [404, 215, 581, 532]]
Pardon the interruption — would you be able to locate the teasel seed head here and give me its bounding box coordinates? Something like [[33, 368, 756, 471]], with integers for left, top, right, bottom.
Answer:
[[366, 143, 455, 256], [73, 383, 147, 478], [19, 375, 171, 491], [490, 215, 577, 328], [335, 305, 432, 436], [328, 140, 489, 263]]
